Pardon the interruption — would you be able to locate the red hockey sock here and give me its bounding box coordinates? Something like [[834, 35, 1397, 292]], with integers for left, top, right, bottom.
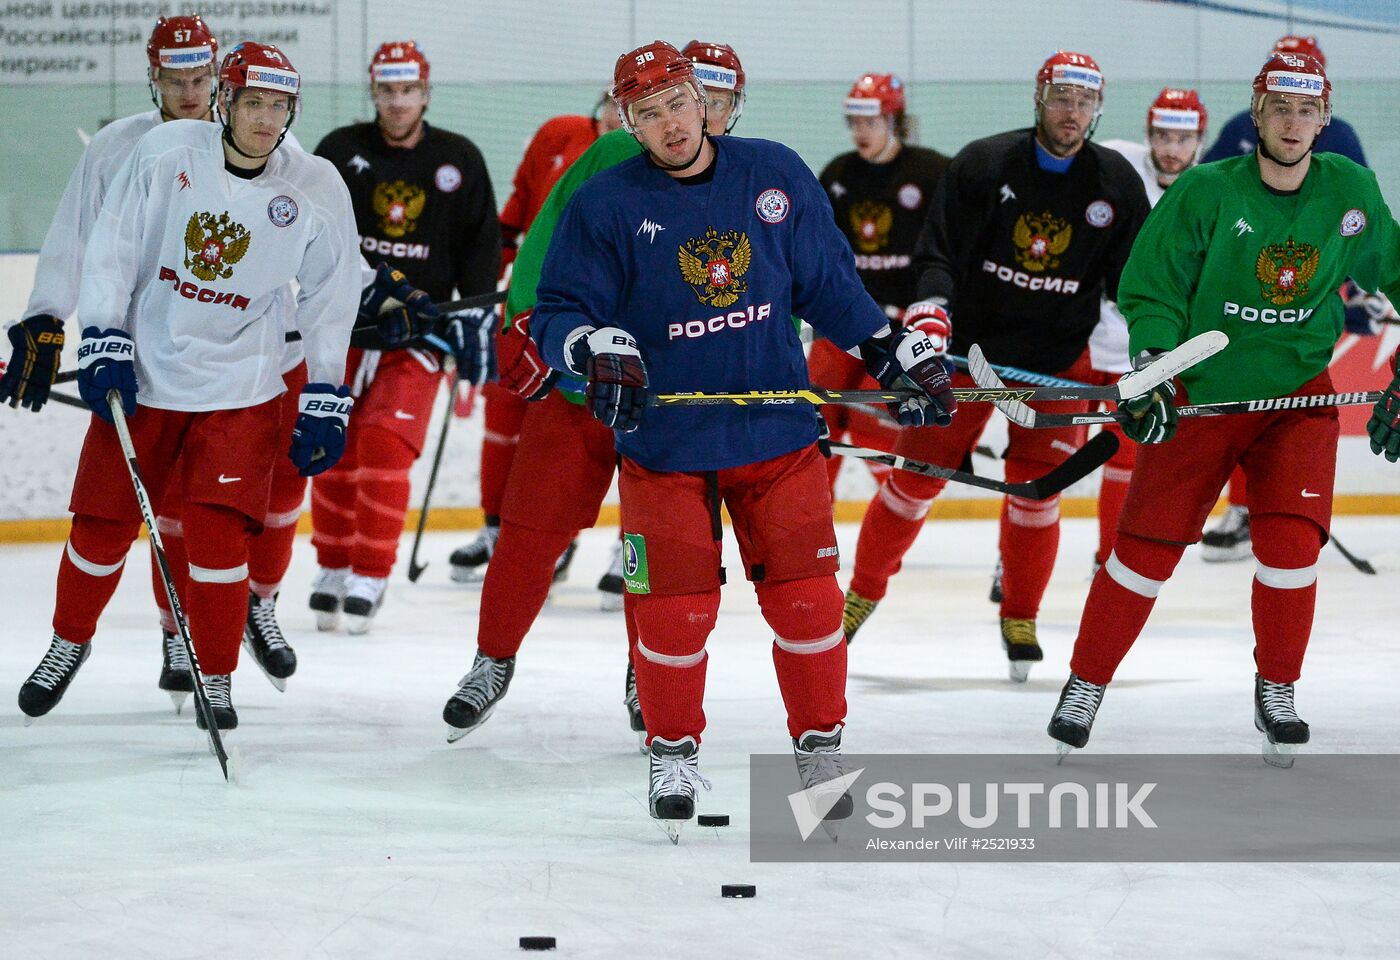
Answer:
[[849, 472, 942, 601], [1250, 513, 1323, 683], [477, 522, 578, 660], [150, 513, 192, 634], [632, 591, 718, 744], [1095, 427, 1135, 566], [757, 576, 847, 738], [999, 457, 1064, 620], [480, 385, 525, 518], [182, 502, 253, 676], [350, 426, 415, 578], [1069, 532, 1185, 685], [310, 444, 358, 570], [248, 473, 306, 598], [53, 515, 141, 644]]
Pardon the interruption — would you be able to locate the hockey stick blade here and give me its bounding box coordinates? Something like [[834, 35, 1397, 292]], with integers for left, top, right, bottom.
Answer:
[[1112, 330, 1229, 400], [831, 432, 1117, 500], [407, 372, 459, 582], [1330, 533, 1377, 575]]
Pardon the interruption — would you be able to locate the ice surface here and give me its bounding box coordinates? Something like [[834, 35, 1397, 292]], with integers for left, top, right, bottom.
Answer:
[[3, 518, 1398, 959]]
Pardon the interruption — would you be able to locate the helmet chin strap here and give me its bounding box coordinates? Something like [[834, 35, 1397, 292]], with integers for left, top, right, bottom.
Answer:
[[645, 131, 710, 172], [221, 119, 290, 161], [1256, 134, 1315, 168]]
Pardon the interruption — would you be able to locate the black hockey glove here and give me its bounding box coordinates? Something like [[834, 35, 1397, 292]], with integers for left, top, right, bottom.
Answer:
[[859, 314, 956, 427], [1367, 349, 1400, 462], [1117, 350, 1178, 445], [565, 326, 647, 433], [359, 263, 438, 347], [0, 314, 65, 412]]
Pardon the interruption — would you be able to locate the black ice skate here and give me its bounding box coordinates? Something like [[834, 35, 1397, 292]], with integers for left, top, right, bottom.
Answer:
[[648, 735, 710, 844], [1001, 618, 1043, 683], [308, 565, 349, 632], [1048, 674, 1107, 762], [1254, 673, 1309, 768], [598, 540, 625, 612], [448, 521, 499, 583], [158, 630, 194, 714], [342, 574, 387, 635], [195, 673, 237, 731], [793, 727, 855, 841], [443, 651, 515, 743], [989, 556, 1004, 604], [624, 661, 646, 752], [1201, 505, 1251, 563], [842, 589, 878, 644], [242, 592, 297, 692], [19, 634, 91, 723]]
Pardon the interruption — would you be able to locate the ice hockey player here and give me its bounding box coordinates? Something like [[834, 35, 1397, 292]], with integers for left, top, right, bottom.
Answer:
[[840, 51, 1150, 681], [1048, 52, 1400, 767], [443, 40, 750, 746], [17, 42, 362, 731], [310, 41, 500, 633], [526, 41, 955, 839], [808, 73, 950, 493]]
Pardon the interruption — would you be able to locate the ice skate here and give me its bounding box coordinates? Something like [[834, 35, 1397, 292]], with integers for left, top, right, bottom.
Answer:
[[1201, 505, 1251, 563], [194, 673, 237, 732], [624, 661, 646, 752], [308, 566, 349, 631], [342, 573, 387, 635], [1000, 617, 1043, 682], [598, 540, 626, 612], [989, 556, 1004, 603], [1254, 673, 1309, 769], [793, 726, 855, 841], [842, 589, 878, 644], [443, 651, 515, 742], [158, 630, 194, 714], [448, 522, 499, 583], [648, 735, 709, 843], [242, 592, 297, 692], [1048, 674, 1106, 762], [19, 634, 91, 723]]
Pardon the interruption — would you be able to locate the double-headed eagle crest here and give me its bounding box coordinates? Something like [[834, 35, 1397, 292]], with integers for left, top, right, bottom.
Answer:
[[678, 227, 751, 308], [373, 179, 426, 238], [849, 201, 892, 254], [183, 211, 250, 282], [1255, 238, 1320, 305], [1011, 211, 1072, 272]]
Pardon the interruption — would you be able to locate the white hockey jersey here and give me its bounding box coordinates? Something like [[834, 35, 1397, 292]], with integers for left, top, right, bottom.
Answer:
[[78, 120, 358, 411], [1092, 139, 1169, 374]]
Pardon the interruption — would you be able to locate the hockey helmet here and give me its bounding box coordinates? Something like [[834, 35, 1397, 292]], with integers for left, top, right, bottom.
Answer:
[[844, 73, 905, 117], [682, 41, 745, 132], [1252, 51, 1331, 123], [369, 41, 430, 86], [1273, 35, 1326, 70], [1148, 87, 1207, 133], [611, 41, 704, 134]]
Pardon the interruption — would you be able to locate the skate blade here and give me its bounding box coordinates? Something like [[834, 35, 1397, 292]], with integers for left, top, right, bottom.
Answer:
[[599, 592, 624, 613], [345, 616, 373, 636], [1055, 741, 1074, 765], [449, 566, 487, 585], [22, 713, 36, 727], [1262, 738, 1298, 769], [445, 724, 474, 744], [820, 821, 840, 843], [169, 690, 190, 715], [663, 820, 684, 845], [242, 640, 290, 693], [1008, 661, 1033, 683], [635, 730, 648, 754], [314, 611, 340, 632]]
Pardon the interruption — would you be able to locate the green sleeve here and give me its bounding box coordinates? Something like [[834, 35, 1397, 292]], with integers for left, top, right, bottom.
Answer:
[[1119, 166, 1215, 356], [1347, 172, 1400, 308], [504, 129, 642, 324]]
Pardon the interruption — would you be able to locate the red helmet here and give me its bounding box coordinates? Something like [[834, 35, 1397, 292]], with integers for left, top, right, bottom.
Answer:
[[219, 42, 300, 99], [682, 41, 744, 96], [369, 40, 430, 85], [611, 41, 703, 133], [1273, 35, 1326, 70], [1253, 51, 1331, 121], [146, 15, 218, 74], [844, 73, 905, 117], [1148, 87, 1207, 133], [1036, 50, 1104, 94]]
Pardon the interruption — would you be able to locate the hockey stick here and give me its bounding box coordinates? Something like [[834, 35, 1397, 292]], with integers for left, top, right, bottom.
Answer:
[[844, 400, 999, 459], [407, 370, 460, 582], [106, 391, 230, 780], [976, 386, 1384, 430], [831, 431, 1118, 500], [1329, 533, 1377, 575], [949, 355, 1087, 389]]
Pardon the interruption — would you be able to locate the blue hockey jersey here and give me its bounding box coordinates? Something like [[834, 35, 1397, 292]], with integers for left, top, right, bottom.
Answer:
[[532, 136, 888, 472]]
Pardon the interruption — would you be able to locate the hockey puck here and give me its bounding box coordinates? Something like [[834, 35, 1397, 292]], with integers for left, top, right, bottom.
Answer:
[[698, 814, 730, 827], [721, 884, 756, 899], [519, 935, 556, 951]]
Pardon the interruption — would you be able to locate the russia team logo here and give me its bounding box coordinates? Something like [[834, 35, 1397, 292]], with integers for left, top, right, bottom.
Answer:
[[1085, 200, 1114, 228], [1340, 209, 1367, 237], [679, 226, 751, 308], [267, 195, 298, 227], [435, 164, 462, 193], [183, 211, 250, 281], [756, 188, 789, 224]]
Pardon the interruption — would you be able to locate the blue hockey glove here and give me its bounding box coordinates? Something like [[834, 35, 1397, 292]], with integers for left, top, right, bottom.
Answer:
[[1, 314, 65, 412], [77, 326, 137, 423], [360, 263, 438, 347], [289, 383, 354, 477], [565, 326, 647, 433], [440, 305, 497, 387]]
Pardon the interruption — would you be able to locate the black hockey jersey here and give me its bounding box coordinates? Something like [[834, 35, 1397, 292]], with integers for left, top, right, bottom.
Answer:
[[819, 145, 950, 312], [315, 122, 500, 303], [915, 128, 1150, 373]]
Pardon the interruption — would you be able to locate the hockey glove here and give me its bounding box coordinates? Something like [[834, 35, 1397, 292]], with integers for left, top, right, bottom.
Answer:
[[1342, 281, 1394, 336], [497, 310, 561, 401], [289, 383, 354, 477], [77, 326, 137, 424], [0, 314, 65, 412], [1117, 350, 1178, 445], [565, 326, 648, 433], [860, 311, 957, 428], [360, 263, 438, 347], [441, 305, 497, 388], [1366, 350, 1400, 462]]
